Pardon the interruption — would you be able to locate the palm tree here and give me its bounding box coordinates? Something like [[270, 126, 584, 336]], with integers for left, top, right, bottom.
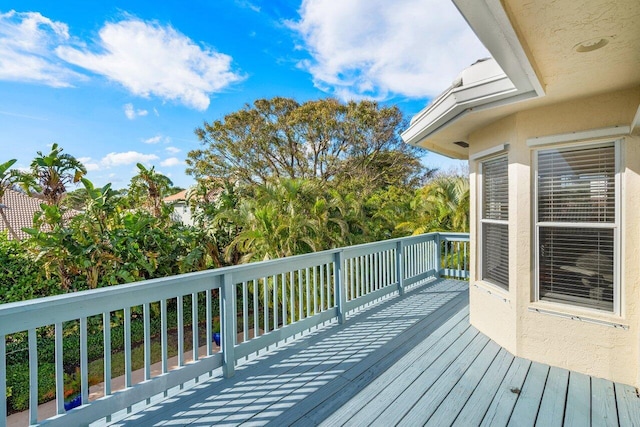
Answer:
[[396, 175, 470, 235], [0, 159, 19, 239], [23, 143, 87, 206], [129, 163, 173, 218]]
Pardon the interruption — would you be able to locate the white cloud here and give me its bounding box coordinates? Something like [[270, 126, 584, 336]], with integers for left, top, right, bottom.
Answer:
[[124, 103, 148, 119], [57, 18, 244, 110], [0, 10, 86, 87], [100, 151, 159, 167], [160, 157, 181, 167], [78, 156, 100, 171], [290, 0, 488, 100], [165, 146, 181, 154], [235, 0, 261, 12], [143, 134, 166, 144]]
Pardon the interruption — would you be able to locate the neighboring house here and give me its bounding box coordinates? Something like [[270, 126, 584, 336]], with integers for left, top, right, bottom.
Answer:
[[0, 189, 43, 240], [0, 189, 78, 240], [0, 189, 77, 240], [403, 0, 640, 386], [164, 189, 194, 226]]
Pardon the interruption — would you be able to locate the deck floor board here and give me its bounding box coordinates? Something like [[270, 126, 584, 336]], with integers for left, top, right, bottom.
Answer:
[[395, 335, 494, 426], [450, 348, 515, 427], [592, 377, 619, 427], [303, 300, 470, 427], [425, 340, 502, 426], [111, 279, 640, 427], [536, 366, 570, 427], [564, 371, 592, 426]]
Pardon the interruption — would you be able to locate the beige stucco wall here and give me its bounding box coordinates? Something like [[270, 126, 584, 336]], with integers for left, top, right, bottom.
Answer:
[[468, 86, 640, 386]]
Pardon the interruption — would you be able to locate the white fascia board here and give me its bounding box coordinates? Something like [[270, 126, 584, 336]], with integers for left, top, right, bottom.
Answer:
[[402, 72, 524, 146], [453, 0, 544, 97]]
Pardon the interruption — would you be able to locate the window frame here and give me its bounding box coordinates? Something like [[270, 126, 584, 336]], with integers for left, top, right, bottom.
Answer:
[[533, 139, 621, 314], [478, 154, 509, 291]]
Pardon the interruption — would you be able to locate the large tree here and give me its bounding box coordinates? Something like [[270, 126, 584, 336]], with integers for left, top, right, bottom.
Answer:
[[186, 97, 429, 190]]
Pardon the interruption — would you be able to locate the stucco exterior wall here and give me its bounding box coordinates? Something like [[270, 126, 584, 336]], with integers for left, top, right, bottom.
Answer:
[[467, 87, 640, 386]]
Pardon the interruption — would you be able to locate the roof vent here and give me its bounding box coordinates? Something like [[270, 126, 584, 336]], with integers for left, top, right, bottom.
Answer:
[[454, 141, 469, 148]]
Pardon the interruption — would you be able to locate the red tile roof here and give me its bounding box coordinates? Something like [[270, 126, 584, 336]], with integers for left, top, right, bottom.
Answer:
[[0, 189, 77, 240], [163, 189, 188, 202]]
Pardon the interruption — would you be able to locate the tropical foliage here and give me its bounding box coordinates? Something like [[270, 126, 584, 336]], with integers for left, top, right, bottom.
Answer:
[[0, 98, 469, 302], [396, 174, 470, 235], [20, 143, 87, 206]]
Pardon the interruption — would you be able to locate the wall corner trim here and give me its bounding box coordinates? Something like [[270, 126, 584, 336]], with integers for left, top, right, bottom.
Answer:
[[631, 104, 640, 133], [469, 143, 509, 161]]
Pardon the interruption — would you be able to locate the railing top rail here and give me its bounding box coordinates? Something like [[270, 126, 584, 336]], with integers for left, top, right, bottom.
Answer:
[[438, 232, 470, 241], [0, 270, 223, 335]]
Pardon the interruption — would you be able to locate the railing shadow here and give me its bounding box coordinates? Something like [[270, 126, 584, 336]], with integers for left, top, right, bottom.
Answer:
[[111, 279, 469, 426]]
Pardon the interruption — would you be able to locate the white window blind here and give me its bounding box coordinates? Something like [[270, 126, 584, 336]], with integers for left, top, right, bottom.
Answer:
[[481, 156, 509, 290], [536, 143, 616, 311]]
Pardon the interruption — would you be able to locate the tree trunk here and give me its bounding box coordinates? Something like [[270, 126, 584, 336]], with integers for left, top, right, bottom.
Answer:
[[0, 207, 19, 240]]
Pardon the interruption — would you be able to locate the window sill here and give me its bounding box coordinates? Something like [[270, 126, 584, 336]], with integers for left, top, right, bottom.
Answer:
[[528, 301, 628, 329], [473, 281, 510, 304]]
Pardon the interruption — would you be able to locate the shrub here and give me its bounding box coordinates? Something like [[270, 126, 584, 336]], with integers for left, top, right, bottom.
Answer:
[[0, 234, 60, 304]]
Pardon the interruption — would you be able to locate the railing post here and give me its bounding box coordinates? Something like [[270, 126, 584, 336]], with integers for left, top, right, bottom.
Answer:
[[334, 250, 346, 324], [435, 233, 442, 278], [28, 329, 38, 425], [396, 240, 405, 296], [221, 273, 236, 378], [54, 323, 64, 415]]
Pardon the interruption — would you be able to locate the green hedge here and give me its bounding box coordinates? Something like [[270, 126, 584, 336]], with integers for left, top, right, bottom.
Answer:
[[6, 362, 57, 413], [0, 235, 60, 304]]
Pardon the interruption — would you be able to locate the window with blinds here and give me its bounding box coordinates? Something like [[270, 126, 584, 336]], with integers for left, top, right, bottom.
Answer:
[[481, 156, 509, 290], [536, 143, 617, 311]]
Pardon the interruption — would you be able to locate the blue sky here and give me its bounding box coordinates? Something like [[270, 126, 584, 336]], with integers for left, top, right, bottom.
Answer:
[[0, 0, 487, 189]]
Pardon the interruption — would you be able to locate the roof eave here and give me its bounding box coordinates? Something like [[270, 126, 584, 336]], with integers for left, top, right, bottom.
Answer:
[[402, 0, 546, 158], [402, 73, 525, 153]]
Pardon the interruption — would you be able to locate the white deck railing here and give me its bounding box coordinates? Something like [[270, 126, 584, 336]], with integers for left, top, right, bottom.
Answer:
[[0, 232, 469, 426]]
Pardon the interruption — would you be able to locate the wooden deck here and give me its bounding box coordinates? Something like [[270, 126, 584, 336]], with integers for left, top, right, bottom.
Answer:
[[111, 279, 640, 427]]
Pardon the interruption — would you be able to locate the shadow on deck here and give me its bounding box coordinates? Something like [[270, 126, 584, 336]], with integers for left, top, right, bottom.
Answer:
[[111, 279, 640, 426]]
